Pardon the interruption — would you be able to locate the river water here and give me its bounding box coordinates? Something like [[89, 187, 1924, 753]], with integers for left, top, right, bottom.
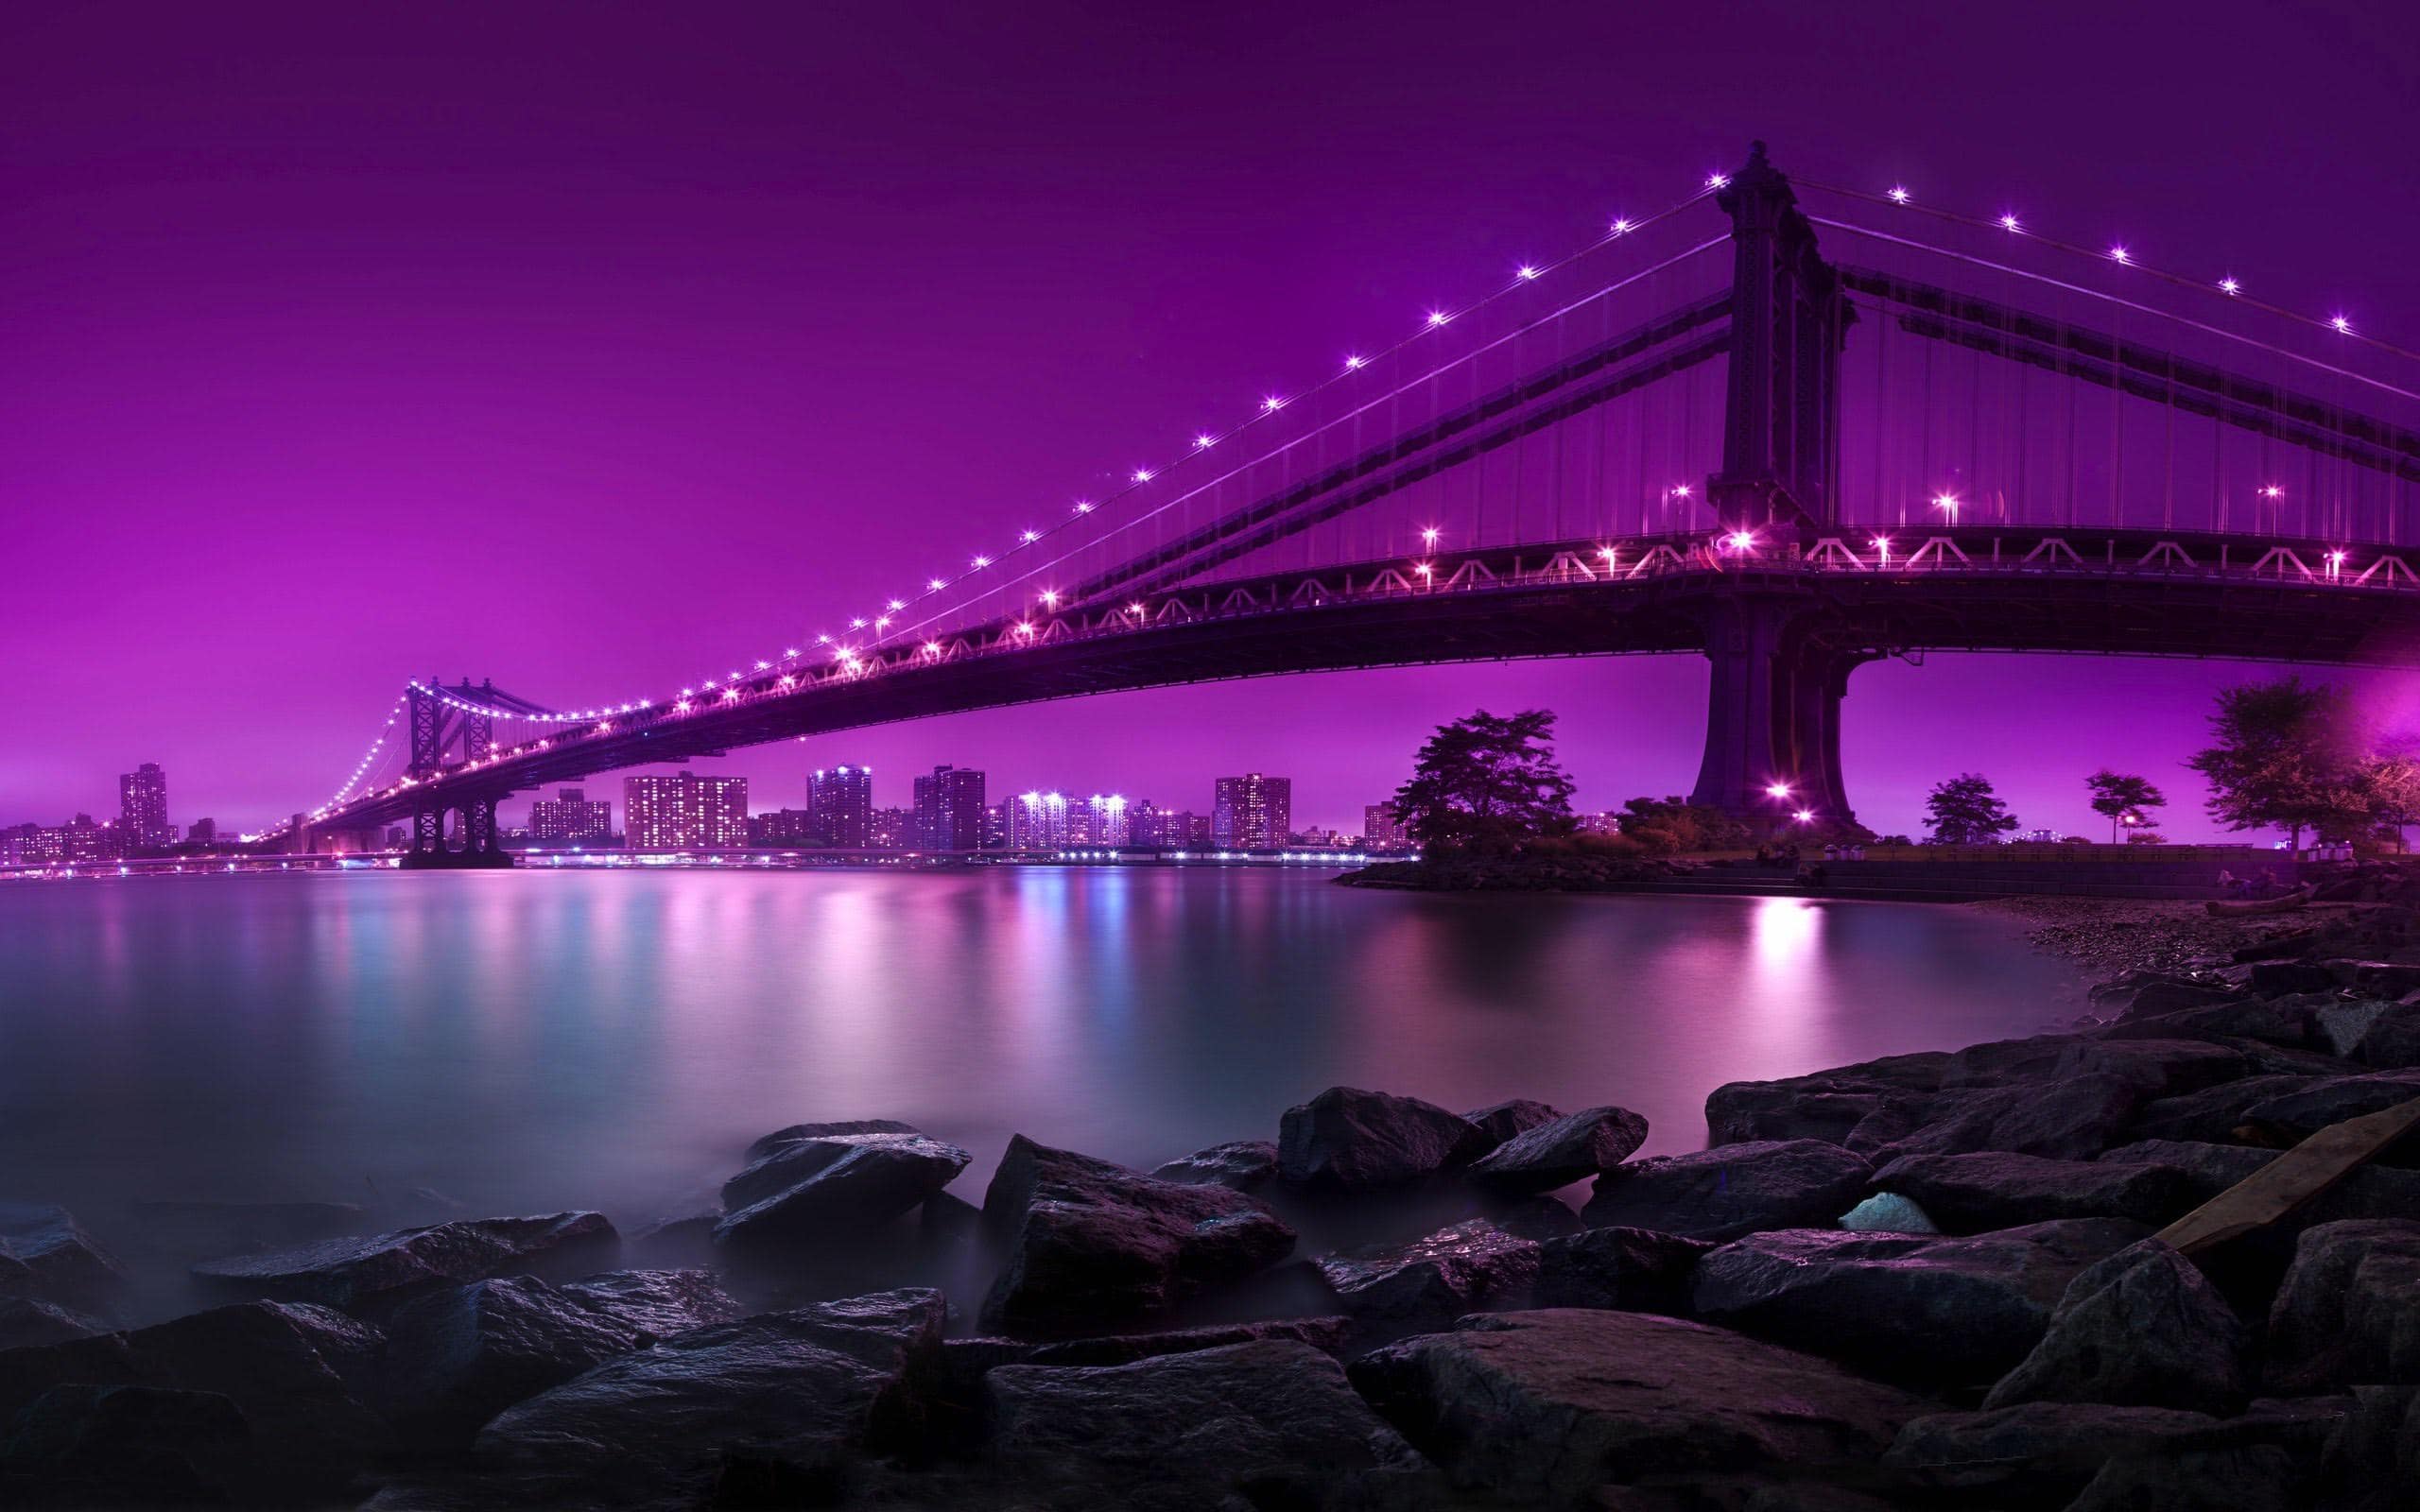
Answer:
[[0, 867, 2081, 1254]]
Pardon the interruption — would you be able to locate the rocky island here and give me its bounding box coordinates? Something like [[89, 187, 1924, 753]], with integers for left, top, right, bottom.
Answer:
[[6, 885, 2420, 1510]]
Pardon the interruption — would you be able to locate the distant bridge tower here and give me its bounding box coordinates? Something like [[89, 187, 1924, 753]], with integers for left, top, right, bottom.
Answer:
[[1689, 143, 1867, 826], [400, 678, 515, 868]]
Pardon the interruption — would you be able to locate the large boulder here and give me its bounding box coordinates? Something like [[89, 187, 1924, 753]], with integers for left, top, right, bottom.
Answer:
[[1943, 1034, 2250, 1097], [1315, 1219, 1540, 1332], [714, 1124, 972, 1246], [1691, 1219, 2150, 1390], [1868, 1073, 2141, 1162], [1462, 1098, 1564, 1147], [1147, 1140, 1278, 1191], [376, 1270, 743, 1447], [0, 1383, 258, 1507], [2354, 1003, 2420, 1068], [1704, 1052, 1950, 1147], [986, 1340, 1437, 1510], [190, 1211, 617, 1314], [1871, 1151, 2201, 1233], [1276, 1086, 1492, 1188], [979, 1136, 1295, 1333], [1885, 1401, 2233, 1503], [0, 1301, 389, 1502], [2102, 998, 2315, 1048], [1530, 1227, 1710, 1314], [2126, 1074, 2323, 1143], [2237, 1069, 2420, 1143], [2266, 1220, 2420, 1392], [465, 1289, 943, 1508], [1581, 1140, 1872, 1241], [1465, 1105, 1650, 1194], [2100, 1139, 2420, 1235], [0, 1203, 127, 1314], [1349, 1310, 1934, 1505], [1984, 1239, 2249, 1415], [0, 1297, 108, 1350]]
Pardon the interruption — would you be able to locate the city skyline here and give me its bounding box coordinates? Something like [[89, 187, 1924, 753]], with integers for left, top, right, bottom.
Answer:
[[8, 7, 2416, 849]]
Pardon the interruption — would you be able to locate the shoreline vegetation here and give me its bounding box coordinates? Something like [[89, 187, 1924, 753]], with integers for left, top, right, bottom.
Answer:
[[7, 876, 2420, 1505]]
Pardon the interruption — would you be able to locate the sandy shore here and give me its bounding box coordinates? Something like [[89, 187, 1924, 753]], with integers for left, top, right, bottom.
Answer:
[[1968, 894, 2318, 978]]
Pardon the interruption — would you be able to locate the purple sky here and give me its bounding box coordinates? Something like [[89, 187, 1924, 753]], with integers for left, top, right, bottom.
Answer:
[[7, 2, 2417, 839]]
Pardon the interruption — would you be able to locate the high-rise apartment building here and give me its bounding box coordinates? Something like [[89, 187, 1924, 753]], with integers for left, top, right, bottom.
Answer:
[[186, 817, 217, 844], [528, 786, 613, 845], [911, 765, 985, 850], [808, 765, 873, 848], [119, 763, 170, 850], [1212, 773, 1291, 850], [1364, 802, 1408, 848], [1009, 790, 1070, 849], [750, 808, 816, 846], [981, 802, 1010, 851], [1085, 794, 1131, 847], [870, 806, 910, 849], [622, 773, 749, 850]]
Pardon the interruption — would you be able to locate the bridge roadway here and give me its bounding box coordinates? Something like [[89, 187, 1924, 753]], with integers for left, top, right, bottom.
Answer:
[[292, 524, 2420, 842]]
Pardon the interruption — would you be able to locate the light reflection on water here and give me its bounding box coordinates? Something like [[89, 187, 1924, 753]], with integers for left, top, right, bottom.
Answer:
[[0, 869, 2080, 1237]]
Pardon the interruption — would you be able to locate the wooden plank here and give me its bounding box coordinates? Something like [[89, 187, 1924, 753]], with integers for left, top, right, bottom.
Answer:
[[2155, 1094, 2420, 1256]]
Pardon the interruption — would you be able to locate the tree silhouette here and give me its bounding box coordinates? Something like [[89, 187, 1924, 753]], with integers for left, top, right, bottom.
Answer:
[[1924, 773, 2018, 845], [2186, 676, 2367, 850], [2085, 769, 2169, 844], [1392, 709, 1577, 855]]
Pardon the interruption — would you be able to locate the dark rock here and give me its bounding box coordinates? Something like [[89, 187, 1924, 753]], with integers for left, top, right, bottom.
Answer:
[[1488, 1194, 1586, 1240], [126, 1198, 371, 1259], [2319, 1385, 2420, 1512], [1529, 1227, 1709, 1314], [2067, 1441, 2301, 1511], [2117, 976, 2243, 1019], [2126, 1074, 2321, 1143], [1984, 1239, 2249, 1415], [1349, 1309, 1933, 1505], [0, 1301, 389, 1501], [1147, 1140, 1278, 1191], [979, 1135, 1295, 1333], [2337, 959, 2420, 997], [2358, 1003, 2420, 1068], [2057, 1038, 2256, 1095], [2266, 1220, 2420, 1392], [1885, 1401, 2230, 1501], [1581, 1139, 1872, 1241], [1871, 1151, 2201, 1232], [2102, 998, 2314, 1047], [2238, 1069, 2420, 1143], [1703, 1051, 1950, 1146], [2315, 1000, 2396, 1057], [377, 1269, 743, 1447], [190, 1211, 618, 1314], [1869, 1072, 2140, 1162], [467, 1289, 943, 1507], [0, 1297, 107, 1350], [0, 1384, 255, 1507], [1276, 1085, 1492, 1188], [2250, 960, 2337, 995], [1691, 1219, 2150, 1390], [0, 1203, 127, 1314], [987, 1340, 1436, 1511], [714, 1125, 972, 1246], [1462, 1097, 1563, 1147], [1315, 1218, 1540, 1332], [944, 1316, 1353, 1378], [2102, 1139, 2420, 1236], [1465, 1105, 1649, 1194]]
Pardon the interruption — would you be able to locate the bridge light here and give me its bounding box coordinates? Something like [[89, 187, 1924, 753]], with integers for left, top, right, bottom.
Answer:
[[722, 687, 741, 701], [1872, 536, 1892, 562], [886, 600, 904, 612], [1195, 434, 1216, 448], [850, 617, 866, 628], [1413, 561, 1434, 577], [2259, 484, 2284, 499], [927, 577, 946, 592], [675, 699, 691, 712], [922, 641, 942, 656], [1013, 621, 1035, 637], [1021, 528, 1040, 542], [1599, 546, 1619, 565], [1262, 395, 1286, 411], [1999, 213, 2021, 232], [1343, 354, 1365, 370], [875, 616, 891, 629], [973, 554, 992, 568], [1706, 172, 1730, 190], [1610, 217, 1633, 235], [755, 659, 770, 669], [784, 647, 800, 659], [1421, 527, 1441, 545], [1075, 500, 1094, 513], [1794, 809, 1815, 823], [1040, 589, 1060, 607], [1932, 492, 1961, 521], [595, 721, 612, 733], [2219, 277, 2240, 296], [1426, 311, 1449, 327], [2108, 245, 2131, 264], [1726, 530, 1757, 552], [1886, 186, 1910, 204], [2331, 315, 2354, 335], [1128, 602, 1146, 616], [1767, 782, 1793, 799], [1672, 483, 1692, 499], [1517, 264, 1539, 280]]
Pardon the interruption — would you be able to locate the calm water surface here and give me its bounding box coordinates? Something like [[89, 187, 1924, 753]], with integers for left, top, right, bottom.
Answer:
[[0, 868, 2082, 1246]]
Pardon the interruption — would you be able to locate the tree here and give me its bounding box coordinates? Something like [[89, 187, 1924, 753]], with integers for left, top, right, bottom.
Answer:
[[1392, 709, 1578, 855], [1924, 773, 2019, 845], [1614, 796, 1751, 856], [2359, 746, 2420, 851], [2084, 769, 2169, 844], [2185, 676, 2367, 850]]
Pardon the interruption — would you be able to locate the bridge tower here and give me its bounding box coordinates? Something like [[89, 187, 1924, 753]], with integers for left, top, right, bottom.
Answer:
[[1689, 143, 1865, 827], [398, 678, 515, 869]]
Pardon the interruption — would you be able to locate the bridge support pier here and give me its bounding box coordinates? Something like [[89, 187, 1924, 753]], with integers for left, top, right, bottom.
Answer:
[[399, 795, 515, 869], [1687, 596, 1865, 830]]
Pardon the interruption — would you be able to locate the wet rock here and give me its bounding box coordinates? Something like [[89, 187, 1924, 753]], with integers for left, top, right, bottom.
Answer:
[[1276, 1086, 1492, 1189], [714, 1125, 972, 1246], [1692, 1219, 2149, 1391], [1581, 1139, 1873, 1241], [0, 1384, 255, 1507], [1869, 1072, 2140, 1162], [0, 1203, 127, 1314], [2102, 998, 2314, 1048], [2316, 1001, 2396, 1057], [1315, 1218, 1540, 1332], [2067, 1440, 2302, 1510], [2101, 1139, 2420, 1236], [1462, 1097, 1563, 1147], [2250, 960, 2336, 995], [0, 1297, 107, 1350], [1147, 1139, 1278, 1191], [377, 1270, 743, 1447], [1885, 1401, 2229, 1502], [2114, 975, 2242, 1019], [1349, 1309, 1933, 1505], [1836, 1193, 1938, 1232], [2318, 1385, 2420, 1511], [2356, 1003, 2420, 1068], [467, 1289, 943, 1508], [943, 1316, 1353, 1378], [1984, 1239, 2249, 1415], [2238, 1069, 2420, 1143], [1703, 1051, 1950, 1146], [0, 1301, 389, 1502], [126, 1198, 371, 1260], [2336, 959, 2420, 997], [2265, 1220, 2420, 1392], [1871, 1151, 2200, 1232], [1945, 1034, 2250, 1096], [190, 1211, 618, 1314], [2126, 1074, 2320, 1143], [987, 1339, 1437, 1511], [1529, 1227, 1710, 1314], [1465, 1105, 1649, 1194], [979, 1135, 1295, 1333]]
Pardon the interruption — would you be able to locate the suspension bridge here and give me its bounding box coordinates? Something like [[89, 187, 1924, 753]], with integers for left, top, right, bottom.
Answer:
[[260, 143, 2420, 867]]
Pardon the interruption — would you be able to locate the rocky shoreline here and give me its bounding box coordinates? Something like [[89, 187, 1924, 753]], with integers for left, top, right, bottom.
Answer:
[[7, 890, 2420, 1507]]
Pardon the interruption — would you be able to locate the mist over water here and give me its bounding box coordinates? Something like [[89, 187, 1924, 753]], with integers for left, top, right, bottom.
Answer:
[[0, 868, 2081, 1262]]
